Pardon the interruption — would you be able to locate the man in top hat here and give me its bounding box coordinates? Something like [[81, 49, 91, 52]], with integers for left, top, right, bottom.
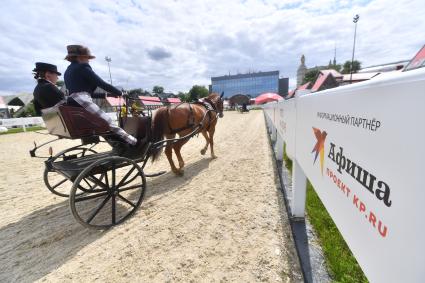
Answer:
[[32, 62, 65, 116], [64, 44, 138, 150]]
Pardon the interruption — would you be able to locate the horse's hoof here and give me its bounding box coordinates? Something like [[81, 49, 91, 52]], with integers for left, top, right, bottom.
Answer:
[[211, 155, 218, 159], [175, 169, 184, 176], [200, 149, 206, 155]]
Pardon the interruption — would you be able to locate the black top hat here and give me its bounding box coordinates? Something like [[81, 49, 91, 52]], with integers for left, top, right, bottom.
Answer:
[[33, 62, 61, 75], [65, 45, 96, 61]]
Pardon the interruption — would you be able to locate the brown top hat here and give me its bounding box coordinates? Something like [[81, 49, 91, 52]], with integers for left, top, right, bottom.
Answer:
[[65, 45, 96, 60]]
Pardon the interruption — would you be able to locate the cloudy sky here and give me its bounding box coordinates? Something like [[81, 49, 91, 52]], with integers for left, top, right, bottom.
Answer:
[[0, 0, 424, 95]]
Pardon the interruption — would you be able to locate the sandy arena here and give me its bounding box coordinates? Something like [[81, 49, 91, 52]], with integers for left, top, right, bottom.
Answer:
[[0, 110, 302, 282]]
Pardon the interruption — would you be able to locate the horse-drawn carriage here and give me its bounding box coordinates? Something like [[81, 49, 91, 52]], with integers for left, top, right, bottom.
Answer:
[[30, 93, 224, 229], [229, 94, 250, 113]]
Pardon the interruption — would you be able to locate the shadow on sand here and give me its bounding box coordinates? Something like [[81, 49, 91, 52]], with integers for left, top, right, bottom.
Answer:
[[0, 157, 212, 283]]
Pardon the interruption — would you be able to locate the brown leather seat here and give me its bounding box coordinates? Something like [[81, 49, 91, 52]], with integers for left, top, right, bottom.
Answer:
[[42, 105, 111, 138], [43, 105, 152, 147]]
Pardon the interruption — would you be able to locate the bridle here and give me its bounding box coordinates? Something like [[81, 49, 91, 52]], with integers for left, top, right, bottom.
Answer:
[[203, 96, 224, 118]]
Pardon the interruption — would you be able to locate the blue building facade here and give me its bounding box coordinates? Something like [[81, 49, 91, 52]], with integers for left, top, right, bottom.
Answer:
[[211, 71, 286, 98]]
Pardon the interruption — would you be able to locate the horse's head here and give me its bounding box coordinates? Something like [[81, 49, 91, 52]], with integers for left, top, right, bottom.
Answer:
[[208, 92, 224, 118]]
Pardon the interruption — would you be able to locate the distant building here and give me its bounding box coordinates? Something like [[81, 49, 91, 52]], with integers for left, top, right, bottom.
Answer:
[[0, 93, 34, 117], [311, 71, 339, 92], [296, 55, 307, 87], [287, 81, 312, 99], [211, 71, 288, 98], [0, 96, 10, 118], [359, 60, 408, 73], [93, 87, 178, 112]]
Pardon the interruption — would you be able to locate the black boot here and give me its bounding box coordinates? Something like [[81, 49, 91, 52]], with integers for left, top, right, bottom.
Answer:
[[120, 140, 147, 158]]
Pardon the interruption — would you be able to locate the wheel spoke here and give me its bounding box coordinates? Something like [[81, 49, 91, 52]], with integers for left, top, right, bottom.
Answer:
[[105, 169, 110, 188], [112, 162, 116, 187], [82, 178, 94, 190], [50, 178, 68, 189], [118, 184, 144, 193], [121, 174, 139, 187], [86, 195, 111, 224], [75, 191, 109, 202], [116, 166, 136, 188], [111, 160, 117, 224], [86, 174, 108, 191], [111, 195, 116, 224], [117, 193, 136, 208], [87, 174, 108, 191]]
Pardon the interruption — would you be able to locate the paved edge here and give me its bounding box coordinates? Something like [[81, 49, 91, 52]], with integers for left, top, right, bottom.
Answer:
[[264, 114, 331, 283]]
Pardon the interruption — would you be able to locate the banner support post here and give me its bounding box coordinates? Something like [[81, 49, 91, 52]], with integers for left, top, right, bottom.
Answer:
[[275, 135, 284, 161], [291, 159, 307, 218]]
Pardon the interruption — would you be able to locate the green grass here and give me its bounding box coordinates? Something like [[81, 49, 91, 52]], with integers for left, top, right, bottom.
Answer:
[[282, 143, 368, 283], [306, 182, 368, 283], [283, 143, 293, 173], [0, 126, 45, 135]]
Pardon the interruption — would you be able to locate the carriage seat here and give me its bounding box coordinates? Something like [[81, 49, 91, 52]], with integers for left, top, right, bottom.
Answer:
[[121, 116, 151, 144], [42, 105, 111, 139]]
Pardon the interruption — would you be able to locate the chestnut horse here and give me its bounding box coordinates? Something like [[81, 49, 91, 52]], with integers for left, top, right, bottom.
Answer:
[[151, 92, 224, 175]]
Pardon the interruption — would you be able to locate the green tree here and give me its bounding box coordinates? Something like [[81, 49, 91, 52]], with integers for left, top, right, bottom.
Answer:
[[328, 63, 342, 72], [128, 88, 144, 96], [341, 60, 361, 74], [188, 85, 208, 101], [332, 64, 342, 72], [152, 86, 164, 94], [17, 102, 36, 117], [177, 91, 190, 102], [303, 69, 320, 84]]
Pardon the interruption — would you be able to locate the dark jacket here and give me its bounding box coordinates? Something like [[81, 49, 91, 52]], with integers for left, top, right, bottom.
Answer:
[[33, 79, 65, 116], [64, 62, 122, 97]]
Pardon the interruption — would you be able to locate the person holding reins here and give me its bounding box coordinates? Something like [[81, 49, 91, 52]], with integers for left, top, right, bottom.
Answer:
[[63, 44, 140, 151]]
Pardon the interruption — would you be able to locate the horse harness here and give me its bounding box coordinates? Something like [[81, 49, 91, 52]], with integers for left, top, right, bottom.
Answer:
[[167, 99, 218, 134]]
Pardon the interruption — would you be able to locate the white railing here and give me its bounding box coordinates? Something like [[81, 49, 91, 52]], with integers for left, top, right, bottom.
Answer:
[[0, 117, 45, 131], [263, 68, 425, 283], [0, 113, 120, 131]]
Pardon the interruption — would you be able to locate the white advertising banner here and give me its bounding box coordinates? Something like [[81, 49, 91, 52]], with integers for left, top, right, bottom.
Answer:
[[294, 68, 425, 283], [0, 117, 44, 127], [276, 99, 296, 159]]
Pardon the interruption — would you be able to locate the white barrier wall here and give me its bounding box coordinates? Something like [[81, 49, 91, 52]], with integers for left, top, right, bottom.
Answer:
[[263, 68, 425, 283], [0, 113, 119, 130], [0, 117, 44, 127]]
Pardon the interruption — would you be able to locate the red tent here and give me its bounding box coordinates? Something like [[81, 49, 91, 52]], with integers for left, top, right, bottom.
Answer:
[[167, 97, 182, 104], [254, 92, 283, 104], [138, 96, 163, 108], [105, 96, 125, 106]]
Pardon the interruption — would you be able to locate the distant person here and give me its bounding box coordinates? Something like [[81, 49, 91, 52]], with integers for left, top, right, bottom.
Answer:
[[63, 44, 138, 148], [32, 62, 64, 116], [242, 103, 246, 111]]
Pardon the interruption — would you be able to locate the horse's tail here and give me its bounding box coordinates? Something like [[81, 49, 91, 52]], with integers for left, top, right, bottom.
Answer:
[[150, 107, 168, 162]]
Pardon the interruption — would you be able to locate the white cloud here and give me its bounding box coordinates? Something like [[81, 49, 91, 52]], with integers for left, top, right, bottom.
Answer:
[[0, 0, 423, 94]]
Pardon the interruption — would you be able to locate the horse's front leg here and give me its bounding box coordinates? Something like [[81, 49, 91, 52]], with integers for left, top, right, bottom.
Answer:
[[164, 137, 180, 175], [208, 127, 217, 159], [200, 130, 209, 155], [173, 138, 189, 176]]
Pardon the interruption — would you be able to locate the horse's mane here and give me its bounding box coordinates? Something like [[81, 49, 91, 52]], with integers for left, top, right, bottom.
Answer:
[[206, 93, 220, 103]]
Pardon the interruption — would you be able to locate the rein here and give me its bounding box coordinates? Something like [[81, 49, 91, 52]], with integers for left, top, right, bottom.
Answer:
[[167, 99, 220, 135]]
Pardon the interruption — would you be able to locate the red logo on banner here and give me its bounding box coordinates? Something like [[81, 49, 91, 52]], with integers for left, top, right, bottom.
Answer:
[[312, 127, 327, 175]]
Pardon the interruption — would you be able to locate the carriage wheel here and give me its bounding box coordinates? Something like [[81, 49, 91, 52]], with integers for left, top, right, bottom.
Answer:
[[44, 147, 97, 197], [69, 156, 146, 229]]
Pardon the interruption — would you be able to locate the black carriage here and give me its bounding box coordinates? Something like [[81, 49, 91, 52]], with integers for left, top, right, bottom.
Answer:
[[30, 99, 201, 230], [229, 94, 250, 113]]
